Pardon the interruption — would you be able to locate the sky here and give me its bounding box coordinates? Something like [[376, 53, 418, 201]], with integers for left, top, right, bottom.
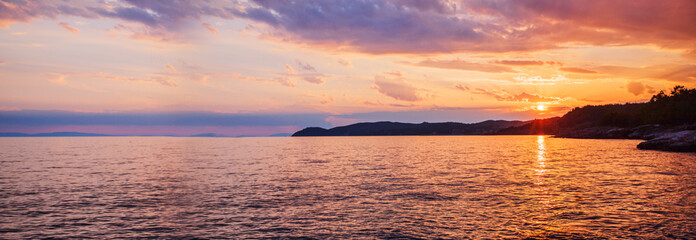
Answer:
[[1, 0, 695, 136]]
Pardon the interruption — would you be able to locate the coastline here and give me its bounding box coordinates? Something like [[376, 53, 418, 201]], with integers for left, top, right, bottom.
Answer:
[[556, 124, 696, 152], [292, 122, 696, 153]]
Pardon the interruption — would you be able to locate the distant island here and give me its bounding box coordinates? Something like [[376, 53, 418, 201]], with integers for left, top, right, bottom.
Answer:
[[0, 132, 293, 138], [0, 132, 115, 137], [294, 86, 696, 152]]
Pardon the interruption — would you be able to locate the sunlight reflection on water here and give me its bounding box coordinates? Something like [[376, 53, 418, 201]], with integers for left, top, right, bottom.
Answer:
[[1, 136, 696, 238]]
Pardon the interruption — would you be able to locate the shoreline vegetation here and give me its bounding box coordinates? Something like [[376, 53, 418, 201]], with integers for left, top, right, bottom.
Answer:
[[294, 86, 696, 153]]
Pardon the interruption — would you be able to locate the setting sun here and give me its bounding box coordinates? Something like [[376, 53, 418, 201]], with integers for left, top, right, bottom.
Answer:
[[536, 104, 547, 111]]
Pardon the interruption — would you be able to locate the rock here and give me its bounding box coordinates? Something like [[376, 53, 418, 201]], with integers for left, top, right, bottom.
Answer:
[[637, 130, 696, 152], [628, 124, 665, 139], [557, 126, 631, 139]]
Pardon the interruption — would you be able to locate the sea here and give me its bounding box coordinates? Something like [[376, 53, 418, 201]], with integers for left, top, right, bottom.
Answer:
[[1, 136, 695, 239]]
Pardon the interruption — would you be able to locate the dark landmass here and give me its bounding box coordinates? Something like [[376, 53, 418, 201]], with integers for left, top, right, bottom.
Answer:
[[292, 120, 527, 136], [190, 133, 226, 137], [269, 133, 293, 137], [293, 86, 696, 152]]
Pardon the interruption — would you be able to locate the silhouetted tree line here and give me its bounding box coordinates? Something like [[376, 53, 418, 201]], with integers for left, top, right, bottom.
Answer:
[[295, 86, 696, 136], [558, 86, 696, 128]]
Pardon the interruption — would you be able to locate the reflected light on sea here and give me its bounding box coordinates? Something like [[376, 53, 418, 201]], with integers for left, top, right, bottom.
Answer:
[[1, 136, 696, 238]]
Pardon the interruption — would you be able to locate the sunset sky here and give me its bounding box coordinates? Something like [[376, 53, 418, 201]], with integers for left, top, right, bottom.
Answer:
[[1, 0, 695, 136]]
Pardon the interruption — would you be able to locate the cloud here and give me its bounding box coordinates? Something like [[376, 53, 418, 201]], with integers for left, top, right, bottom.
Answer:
[[384, 71, 402, 77], [684, 49, 696, 60], [494, 60, 545, 66], [232, 0, 696, 53], [454, 84, 470, 91], [3, 1, 695, 53], [560, 67, 597, 74], [456, 86, 560, 102], [626, 81, 645, 96], [626, 81, 655, 96], [0, 0, 240, 41], [465, 0, 696, 51], [284, 64, 296, 74], [335, 107, 544, 124], [411, 59, 516, 73], [373, 76, 421, 101], [158, 63, 300, 87], [280, 63, 325, 85], [202, 22, 218, 34], [48, 71, 177, 87], [44, 73, 103, 92], [596, 64, 696, 83], [235, 0, 491, 54], [505, 92, 561, 103], [296, 60, 316, 72], [229, 73, 295, 87], [318, 95, 335, 105], [301, 74, 325, 84], [159, 62, 301, 87], [92, 72, 176, 86], [338, 58, 353, 67], [164, 64, 177, 73], [58, 22, 79, 33], [512, 75, 572, 85]]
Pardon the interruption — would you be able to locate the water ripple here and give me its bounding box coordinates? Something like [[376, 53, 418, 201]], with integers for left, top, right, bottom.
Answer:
[[1, 136, 695, 238]]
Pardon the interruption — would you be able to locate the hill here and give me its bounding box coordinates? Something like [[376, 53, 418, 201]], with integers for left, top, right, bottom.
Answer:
[[292, 120, 527, 136], [293, 86, 696, 152]]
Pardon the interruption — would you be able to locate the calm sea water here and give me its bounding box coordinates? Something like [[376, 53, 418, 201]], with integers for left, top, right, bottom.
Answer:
[[1, 136, 695, 239]]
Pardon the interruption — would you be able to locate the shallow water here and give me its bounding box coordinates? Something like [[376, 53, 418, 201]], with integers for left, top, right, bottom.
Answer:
[[1, 136, 695, 239]]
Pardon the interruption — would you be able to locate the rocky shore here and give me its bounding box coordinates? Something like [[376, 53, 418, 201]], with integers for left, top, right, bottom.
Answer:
[[636, 131, 696, 152], [557, 124, 696, 152]]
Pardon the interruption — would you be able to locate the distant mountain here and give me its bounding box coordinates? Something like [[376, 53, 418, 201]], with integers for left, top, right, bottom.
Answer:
[[190, 133, 226, 137], [0, 132, 31, 137], [292, 120, 528, 136], [1, 132, 291, 137], [0, 132, 113, 137], [292, 86, 696, 152], [269, 133, 292, 137]]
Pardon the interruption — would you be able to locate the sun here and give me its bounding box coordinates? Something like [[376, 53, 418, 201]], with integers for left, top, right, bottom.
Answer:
[[535, 104, 547, 111]]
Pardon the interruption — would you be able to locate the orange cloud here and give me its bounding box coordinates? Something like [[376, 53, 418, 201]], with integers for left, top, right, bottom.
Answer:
[[456, 86, 561, 103], [373, 76, 421, 101], [560, 67, 598, 74], [278, 61, 326, 85], [410, 59, 515, 73], [596, 64, 696, 83], [58, 22, 79, 33], [224, 73, 294, 87], [494, 60, 545, 66], [202, 23, 219, 34], [48, 71, 177, 87], [626, 81, 655, 96]]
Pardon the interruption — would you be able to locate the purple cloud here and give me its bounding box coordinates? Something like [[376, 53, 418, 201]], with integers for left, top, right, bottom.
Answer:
[[2, 0, 695, 53]]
